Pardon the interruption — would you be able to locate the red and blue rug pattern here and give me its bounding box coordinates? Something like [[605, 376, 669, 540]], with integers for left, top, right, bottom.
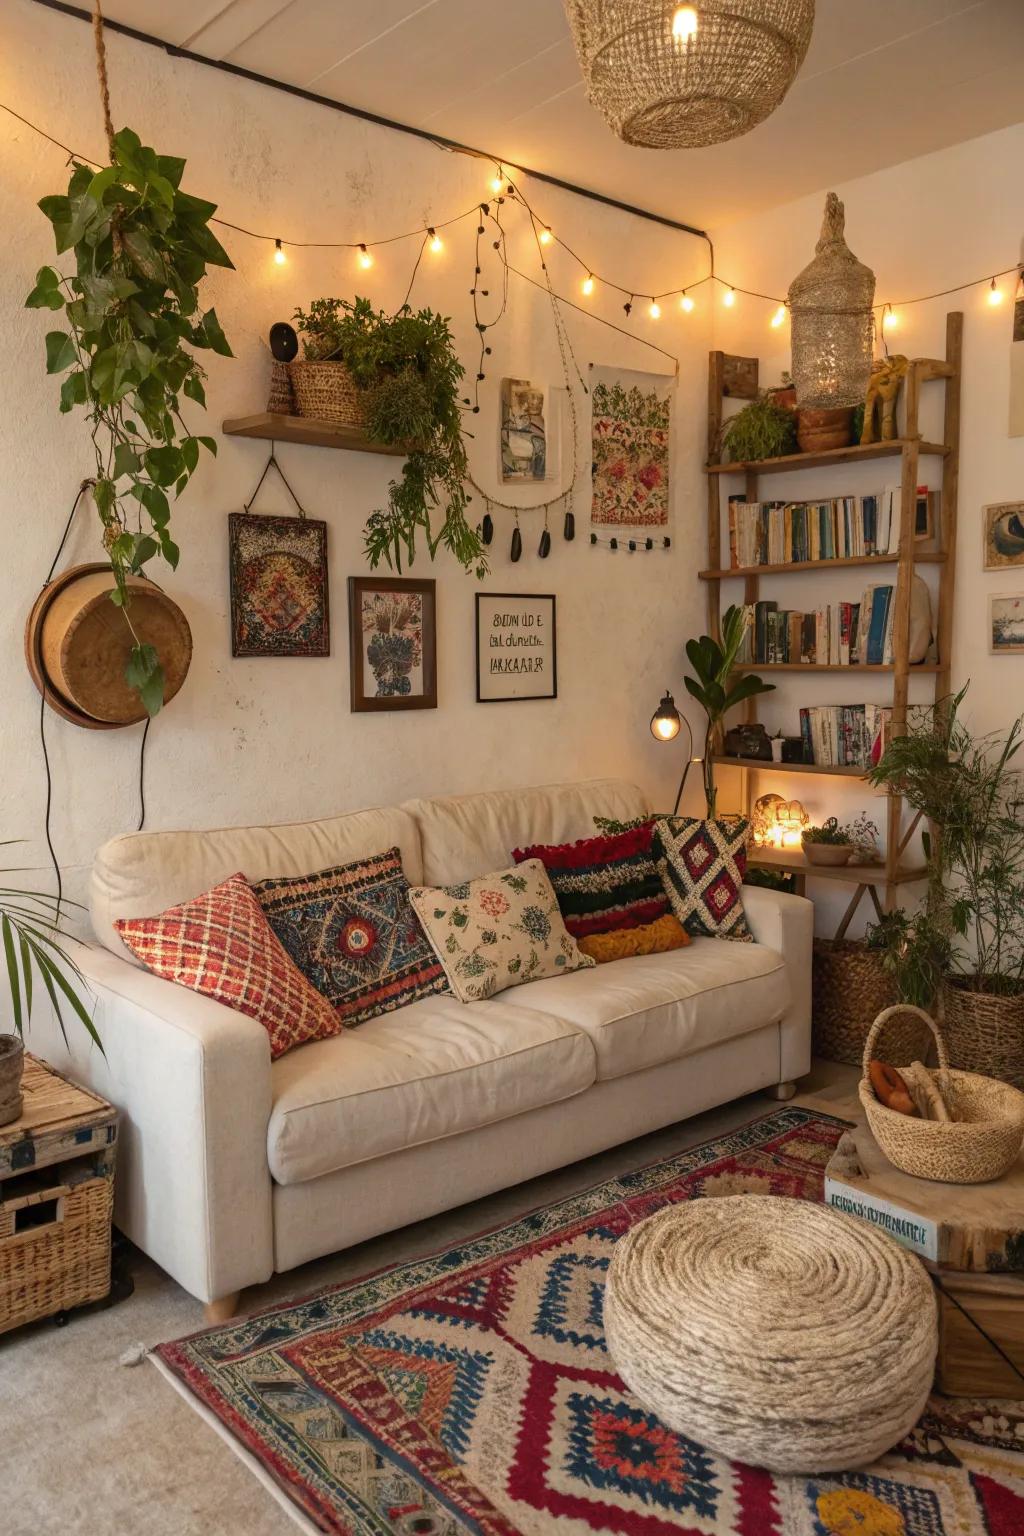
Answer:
[[155, 1107, 1024, 1534]]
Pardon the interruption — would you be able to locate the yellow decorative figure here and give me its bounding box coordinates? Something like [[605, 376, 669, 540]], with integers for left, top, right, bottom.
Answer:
[[861, 355, 909, 443], [817, 1488, 906, 1536]]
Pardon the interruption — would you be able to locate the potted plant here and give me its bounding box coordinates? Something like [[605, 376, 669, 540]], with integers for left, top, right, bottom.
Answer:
[[868, 685, 1024, 1087], [865, 908, 952, 1013], [683, 606, 775, 817], [721, 392, 798, 463], [801, 814, 878, 867], [293, 296, 485, 577]]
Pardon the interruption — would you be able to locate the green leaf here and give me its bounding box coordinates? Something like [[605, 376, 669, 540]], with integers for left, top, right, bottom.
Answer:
[[25, 266, 64, 310], [59, 371, 87, 413], [125, 643, 165, 718], [144, 445, 184, 485], [159, 531, 180, 569], [182, 372, 206, 406], [93, 477, 117, 518], [112, 443, 141, 478], [181, 436, 199, 473], [122, 229, 167, 283], [156, 154, 186, 188], [138, 482, 170, 529], [38, 193, 72, 250], [87, 165, 121, 201], [45, 331, 76, 373], [147, 171, 177, 211], [130, 534, 158, 569], [196, 307, 232, 356], [197, 434, 216, 457], [2, 913, 22, 1036], [184, 220, 234, 270]]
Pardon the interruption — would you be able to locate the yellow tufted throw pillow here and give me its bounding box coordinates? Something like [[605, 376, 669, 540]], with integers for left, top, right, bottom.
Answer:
[[578, 913, 691, 964]]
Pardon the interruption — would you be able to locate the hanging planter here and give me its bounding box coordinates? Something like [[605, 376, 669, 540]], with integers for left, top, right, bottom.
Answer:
[[788, 193, 875, 409]]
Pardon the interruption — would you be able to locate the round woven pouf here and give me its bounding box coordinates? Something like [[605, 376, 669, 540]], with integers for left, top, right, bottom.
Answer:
[[604, 1195, 937, 1474]]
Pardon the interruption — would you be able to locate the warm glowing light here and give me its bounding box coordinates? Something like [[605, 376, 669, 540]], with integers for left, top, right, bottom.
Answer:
[[987, 277, 1003, 307], [358, 244, 373, 270], [490, 168, 504, 196], [723, 287, 736, 307], [273, 238, 286, 266], [582, 274, 595, 297], [649, 299, 661, 319], [770, 304, 787, 328], [680, 291, 694, 313], [539, 227, 553, 246], [428, 228, 443, 253], [882, 306, 898, 330], [672, 4, 698, 39]]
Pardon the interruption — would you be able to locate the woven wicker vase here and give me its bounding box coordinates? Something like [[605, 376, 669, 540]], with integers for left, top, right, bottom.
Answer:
[[941, 978, 1024, 1089], [0, 1034, 24, 1127], [812, 940, 933, 1066], [288, 360, 365, 426]]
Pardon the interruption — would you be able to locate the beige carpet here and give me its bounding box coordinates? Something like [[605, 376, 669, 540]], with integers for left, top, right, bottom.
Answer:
[[1, 1063, 858, 1536]]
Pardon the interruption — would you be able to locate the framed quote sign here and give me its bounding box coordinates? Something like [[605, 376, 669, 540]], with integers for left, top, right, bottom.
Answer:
[[475, 593, 557, 703]]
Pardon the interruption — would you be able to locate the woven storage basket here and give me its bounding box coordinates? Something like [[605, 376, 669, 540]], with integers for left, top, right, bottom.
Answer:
[[812, 941, 932, 1066], [288, 360, 365, 426], [942, 978, 1024, 1090], [859, 1005, 1024, 1184], [0, 1168, 113, 1332]]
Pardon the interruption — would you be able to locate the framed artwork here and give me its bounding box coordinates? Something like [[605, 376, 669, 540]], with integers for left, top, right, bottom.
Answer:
[[475, 593, 556, 703], [589, 365, 672, 528], [990, 593, 1024, 654], [500, 378, 547, 482], [229, 512, 329, 658], [348, 577, 436, 711], [915, 488, 938, 542], [983, 502, 1024, 569]]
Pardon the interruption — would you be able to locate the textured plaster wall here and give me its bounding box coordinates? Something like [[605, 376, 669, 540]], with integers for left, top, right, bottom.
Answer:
[[0, 0, 711, 913]]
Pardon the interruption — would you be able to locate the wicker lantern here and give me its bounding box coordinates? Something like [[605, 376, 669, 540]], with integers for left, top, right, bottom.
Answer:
[[564, 1, 816, 149], [788, 193, 876, 409]]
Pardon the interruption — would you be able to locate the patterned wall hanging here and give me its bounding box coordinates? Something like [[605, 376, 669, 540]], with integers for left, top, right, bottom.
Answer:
[[229, 455, 329, 657], [348, 577, 437, 712], [589, 365, 674, 550]]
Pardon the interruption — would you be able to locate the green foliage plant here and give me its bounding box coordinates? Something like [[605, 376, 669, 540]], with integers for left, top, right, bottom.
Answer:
[[865, 907, 952, 1011], [26, 128, 233, 716], [293, 296, 486, 577], [721, 393, 798, 463], [0, 847, 99, 1050], [802, 814, 878, 858], [683, 605, 775, 817]]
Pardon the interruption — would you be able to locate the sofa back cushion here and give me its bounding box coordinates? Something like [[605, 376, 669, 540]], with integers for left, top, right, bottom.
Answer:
[[91, 807, 424, 964], [403, 778, 649, 888]]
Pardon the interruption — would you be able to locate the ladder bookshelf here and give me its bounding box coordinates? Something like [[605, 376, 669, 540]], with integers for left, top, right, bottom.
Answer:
[[702, 311, 962, 937]]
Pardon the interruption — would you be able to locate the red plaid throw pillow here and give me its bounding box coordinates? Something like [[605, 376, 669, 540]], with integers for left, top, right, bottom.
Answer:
[[115, 872, 341, 1058]]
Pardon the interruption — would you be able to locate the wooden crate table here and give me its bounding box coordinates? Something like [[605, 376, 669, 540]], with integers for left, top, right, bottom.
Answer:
[[826, 1128, 1024, 1397], [0, 1053, 118, 1333]]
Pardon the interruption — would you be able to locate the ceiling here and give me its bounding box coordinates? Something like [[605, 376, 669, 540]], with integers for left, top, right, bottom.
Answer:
[[86, 0, 1024, 229]]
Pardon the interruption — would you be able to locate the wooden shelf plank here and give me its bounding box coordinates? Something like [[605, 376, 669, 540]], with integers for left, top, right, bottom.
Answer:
[[712, 755, 864, 778], [748, 850, 927, 886], [707, 438, 948, 476], [222, 412, 406, 456], [732, 661, 942, 673], [699, 551, 945, 580]]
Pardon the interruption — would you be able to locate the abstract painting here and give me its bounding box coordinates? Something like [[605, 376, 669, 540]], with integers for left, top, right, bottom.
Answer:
[[348, 577, 436, 711], [500, 377, 546, 481], [990, 592, 1024, 653], [590, 365, 673, 527], [983, 501, 1024, 569], [228, 512, 329, 657]]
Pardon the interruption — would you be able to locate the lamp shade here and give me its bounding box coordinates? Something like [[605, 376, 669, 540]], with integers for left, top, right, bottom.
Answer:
[[651, 691, 681, 741]]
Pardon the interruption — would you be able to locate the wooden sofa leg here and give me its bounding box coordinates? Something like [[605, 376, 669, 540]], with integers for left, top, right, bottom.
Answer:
[[203, 1291, 241, 1325], [767, 1080, 797, 1101]]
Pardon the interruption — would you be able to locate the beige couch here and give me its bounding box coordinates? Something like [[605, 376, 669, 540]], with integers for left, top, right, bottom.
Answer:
[[33, 779, 812, 1317]]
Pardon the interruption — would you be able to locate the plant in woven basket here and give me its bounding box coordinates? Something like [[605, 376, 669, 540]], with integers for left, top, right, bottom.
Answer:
[[293, 296, 485, 577], [26, 128, 233, 716], [865, 908, 953, 1011], [721, 394, 798, 463], [683, 606, 775, 817]]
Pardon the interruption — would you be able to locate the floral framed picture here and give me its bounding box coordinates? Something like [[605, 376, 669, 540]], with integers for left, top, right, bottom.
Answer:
[[348, 577, 436, 711]]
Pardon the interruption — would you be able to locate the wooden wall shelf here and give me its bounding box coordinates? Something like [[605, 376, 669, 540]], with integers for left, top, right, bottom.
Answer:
[[222, 412, 406, 456], [700, 551, 946, 580], [711, 756, 864, 779], [733, 662, 942, 674], [748, 849, 927, 887], [707, 438, 948, 476]]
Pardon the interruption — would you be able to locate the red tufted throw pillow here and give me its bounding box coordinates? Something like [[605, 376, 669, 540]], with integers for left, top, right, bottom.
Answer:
[[512, 822, 669, 939], [114, 872, 341, 1058]]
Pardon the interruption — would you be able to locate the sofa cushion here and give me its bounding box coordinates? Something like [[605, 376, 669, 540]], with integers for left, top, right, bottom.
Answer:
[[267, 993, 597, 1184], [512, 823, 670, 938], [653, 815, 754, 941], [504, 939, 789, 1081]]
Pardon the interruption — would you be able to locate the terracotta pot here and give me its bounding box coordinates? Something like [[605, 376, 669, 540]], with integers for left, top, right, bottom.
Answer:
[[797, 406, 853, 453], [803, 842, 853, 867], [0, 1033, 24, 1126], [770, 385, 797, 410]]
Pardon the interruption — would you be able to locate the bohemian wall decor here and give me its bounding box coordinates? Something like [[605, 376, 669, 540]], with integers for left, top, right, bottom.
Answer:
[[564, 0, 815, 149], [229, 452, 328, 658], [589, 365, 673, 531], [990, 593, 1024, 654], [983, 502, 1024, 569], [789, 193, 876, 410], [475, 593, 556, 703], [500, 378, 548, 482], [348, 577, 437, 712]]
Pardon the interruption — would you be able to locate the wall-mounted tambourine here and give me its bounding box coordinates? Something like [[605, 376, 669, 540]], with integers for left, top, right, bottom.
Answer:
[[25, 563, 192, 729]]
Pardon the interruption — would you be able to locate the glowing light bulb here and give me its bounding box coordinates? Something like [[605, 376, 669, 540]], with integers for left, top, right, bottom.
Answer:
[[582, 274, 594, 297], [770, 304, 787, 328], [649, 299, 661, 319], [490, 168, 504, 196], [672, 4, 698, 39], [358, 243, 373, 270], [539, 227, 553, 246], [882, 306, 898, 330], [723, 287, 736, 307], [428, 228, 443, 253], [273, 238, 286, 266], [680, 291, 694, 313], [987, 277, 1003, 307]]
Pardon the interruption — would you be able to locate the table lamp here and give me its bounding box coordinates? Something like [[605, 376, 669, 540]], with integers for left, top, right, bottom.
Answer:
[[650, 690, 700, 815]]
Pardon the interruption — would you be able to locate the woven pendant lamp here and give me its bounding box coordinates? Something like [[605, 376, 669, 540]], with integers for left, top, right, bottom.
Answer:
[[788, 192, 876, 408], [564, 1, 815, 149]]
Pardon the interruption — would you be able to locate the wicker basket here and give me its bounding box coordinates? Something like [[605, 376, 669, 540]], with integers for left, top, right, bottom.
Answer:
[[941, 978, 1024, 1090], [812, 941, 932, 1066], [0, 1164, 113, 1332], [288, 360, 365, 426], [859, 1006, 1024, 1184], [0, 1034, 23, 1127]]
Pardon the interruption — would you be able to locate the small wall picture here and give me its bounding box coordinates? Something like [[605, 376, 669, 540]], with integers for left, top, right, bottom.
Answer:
[[500, 378, 546, 481], [229, 512, 329, 658], [476, 593, 556, 702], [348, 577, 436, 711], [983, 502, 1024, 569], [990, 593, 1024, 653], [915, 487, 938, 542]]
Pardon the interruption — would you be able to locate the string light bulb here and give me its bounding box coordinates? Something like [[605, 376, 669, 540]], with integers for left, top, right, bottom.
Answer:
[[770, 304, 787, 328], [539, 227, 553, 246], [987, 277, 1003, 307], [582, 274, 595, 297], [649, 299, 661, 319], [723, 286, 736, 307], [882, 305, 898, 331], [273, 238, 286, 266], [680, 291, 694, 313], [428, 228, 443, 253], [490, 167, 504, 196], [357, 243, 373, 270], [672, 5, 698, 39]]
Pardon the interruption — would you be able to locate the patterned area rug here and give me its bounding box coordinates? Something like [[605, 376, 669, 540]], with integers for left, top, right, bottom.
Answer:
[[155, 1108, 1024, 1534]]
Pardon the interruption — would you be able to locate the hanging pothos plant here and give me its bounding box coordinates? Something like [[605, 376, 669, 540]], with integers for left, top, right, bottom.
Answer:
[[26, 127, 233, 715]]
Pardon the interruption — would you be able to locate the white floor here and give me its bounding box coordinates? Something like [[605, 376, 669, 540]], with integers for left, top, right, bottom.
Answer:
[[1, 1063, 859, 1536]]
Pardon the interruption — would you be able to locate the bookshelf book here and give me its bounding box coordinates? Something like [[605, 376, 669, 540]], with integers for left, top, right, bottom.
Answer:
[[702, 312, 962, 937]]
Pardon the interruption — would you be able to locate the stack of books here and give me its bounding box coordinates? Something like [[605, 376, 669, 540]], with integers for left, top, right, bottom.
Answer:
[[798, 704, 892, 768], [736, 587, 897, 666], [728, 488, 902, 567]]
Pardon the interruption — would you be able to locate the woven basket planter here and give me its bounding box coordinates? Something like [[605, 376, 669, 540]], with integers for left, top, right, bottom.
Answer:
[[812, 940, 932, 1066], [942, 977, 1024, 1089], [0, 1034, 24, 1127], [289, 360, 366, 426], [859, 1006, 1024, 1183]]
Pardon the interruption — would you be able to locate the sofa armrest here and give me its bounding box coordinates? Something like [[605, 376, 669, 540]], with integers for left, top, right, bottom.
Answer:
[[742, 886, 813, 1081], [25, 940, 274, 1305]]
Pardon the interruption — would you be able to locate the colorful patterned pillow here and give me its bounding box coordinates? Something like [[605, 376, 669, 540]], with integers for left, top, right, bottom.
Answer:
[[592, 814, 655, 835], [652, 817, 754, 942], [408, 860, 594, 1003], [114, 872, 341, 1058], [578, 913, 691, 964], [511, 824, 669, 939], [253, 847, 447, 1027]]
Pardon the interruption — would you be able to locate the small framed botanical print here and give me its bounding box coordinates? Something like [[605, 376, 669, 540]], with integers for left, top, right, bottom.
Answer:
[[475, 592, 557, 702], [229, 512, 329, 657], [348, 577, 436, 711], [983, 502, 1024, 570], [990, 592, 1024, 653]]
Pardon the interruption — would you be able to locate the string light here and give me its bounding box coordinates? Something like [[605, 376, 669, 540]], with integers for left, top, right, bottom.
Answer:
[[882, 304, 898, 331], [428, 228, 443, 253], [680, 291, 694, 312], [357, 243, 373, 270], [649, 298, 661, 319], [770, 303, 787, 328], [672, 4, 698, 39], [582, 274, 595, 296], [273, 238, 285, 266], [987, 276, 1003, 306], [539, 227, 553, 246], [723, 286, 736, 307], [490, 166, 504, 196]]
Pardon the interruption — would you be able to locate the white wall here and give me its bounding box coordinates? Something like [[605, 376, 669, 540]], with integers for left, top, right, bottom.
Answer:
[[0, 0, 711, 911], [711, 122, 1024, 934]]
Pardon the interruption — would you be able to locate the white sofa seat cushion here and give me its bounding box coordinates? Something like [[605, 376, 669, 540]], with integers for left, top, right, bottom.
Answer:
[[504, 939, 790, 1081], [268, 994, 597, 1185]]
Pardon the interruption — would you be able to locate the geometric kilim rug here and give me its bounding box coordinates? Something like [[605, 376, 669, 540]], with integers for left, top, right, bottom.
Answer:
[[153, 1108, 1024, 1535]]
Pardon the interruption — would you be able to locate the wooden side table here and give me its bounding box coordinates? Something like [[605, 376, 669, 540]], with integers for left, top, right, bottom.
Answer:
[[0, 1053, 118, 1333]]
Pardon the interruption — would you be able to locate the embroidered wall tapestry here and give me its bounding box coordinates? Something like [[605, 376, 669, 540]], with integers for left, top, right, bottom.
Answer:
[[589, 365, 674, 528], [228, 512, 329, 657]]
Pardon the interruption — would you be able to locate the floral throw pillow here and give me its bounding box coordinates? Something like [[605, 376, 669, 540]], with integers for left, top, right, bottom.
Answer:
[[408, 860, 594, 1003], [653, 816, 754, 942]]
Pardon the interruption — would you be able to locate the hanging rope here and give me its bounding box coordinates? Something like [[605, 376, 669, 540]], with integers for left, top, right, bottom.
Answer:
[[91, 2, 116, 162]]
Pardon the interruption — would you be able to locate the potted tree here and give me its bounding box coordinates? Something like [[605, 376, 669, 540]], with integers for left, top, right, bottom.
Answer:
[[682, 606, 775, 817]]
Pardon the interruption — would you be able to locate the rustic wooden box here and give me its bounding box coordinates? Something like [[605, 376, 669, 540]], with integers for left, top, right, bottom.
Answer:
[[937, 1272, 1024, 1399]]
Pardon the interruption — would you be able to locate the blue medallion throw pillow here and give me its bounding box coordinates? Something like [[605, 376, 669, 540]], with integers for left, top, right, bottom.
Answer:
[[253, 847, 448, 1026], [652, 816, 753, 941]]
